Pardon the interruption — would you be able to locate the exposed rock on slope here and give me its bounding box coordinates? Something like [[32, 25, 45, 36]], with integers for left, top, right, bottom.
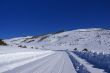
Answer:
[[0, 39, 7, 45]]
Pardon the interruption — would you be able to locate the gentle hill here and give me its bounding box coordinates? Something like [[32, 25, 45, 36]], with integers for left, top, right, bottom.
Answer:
[[4, 28, 110, 53]]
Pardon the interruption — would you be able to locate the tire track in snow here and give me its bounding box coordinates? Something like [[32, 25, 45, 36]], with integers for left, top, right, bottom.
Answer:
[[3, 52, 62, 73], [35, 52, 64, 73], [21, 54, 58, 73], [61, 52, 77, 73], [41, 51, 76, 73], [3, 51, 77, 73], [51, 52, 70, 73]]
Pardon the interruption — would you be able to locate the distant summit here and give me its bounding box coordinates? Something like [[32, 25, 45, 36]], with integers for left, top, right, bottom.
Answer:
[[74, 28, 105, 31]]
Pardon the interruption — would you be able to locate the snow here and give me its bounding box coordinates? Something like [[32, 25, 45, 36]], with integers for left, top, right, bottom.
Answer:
[[5, 28, 110, 53], [69, 52, 105, 73], [0, 46, 36, 54], [0, 46, 54, 73], [2, 51, 77, 73], [1, 28, 110, 73], [0, 46, 107, 73]]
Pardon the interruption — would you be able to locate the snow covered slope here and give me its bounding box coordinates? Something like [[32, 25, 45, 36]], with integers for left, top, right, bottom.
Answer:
[[1, 28, 110, 73], [5, 28, 110, 53]]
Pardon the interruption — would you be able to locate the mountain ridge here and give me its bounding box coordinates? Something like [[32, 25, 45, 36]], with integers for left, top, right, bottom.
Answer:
[[4, 28, 110, 53]]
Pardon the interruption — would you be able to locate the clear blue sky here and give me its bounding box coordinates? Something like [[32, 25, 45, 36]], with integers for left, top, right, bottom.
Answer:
[[0, 0, 110, 38]]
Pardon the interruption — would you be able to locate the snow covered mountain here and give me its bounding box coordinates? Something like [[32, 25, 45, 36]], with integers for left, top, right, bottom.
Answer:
[[1, 28, 110, 73], [4, 28, 110, 53]]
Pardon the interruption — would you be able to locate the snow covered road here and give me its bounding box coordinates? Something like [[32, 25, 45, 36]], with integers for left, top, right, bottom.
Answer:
[[1, 51, 76, 73], [0, 50, 106, 73]]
